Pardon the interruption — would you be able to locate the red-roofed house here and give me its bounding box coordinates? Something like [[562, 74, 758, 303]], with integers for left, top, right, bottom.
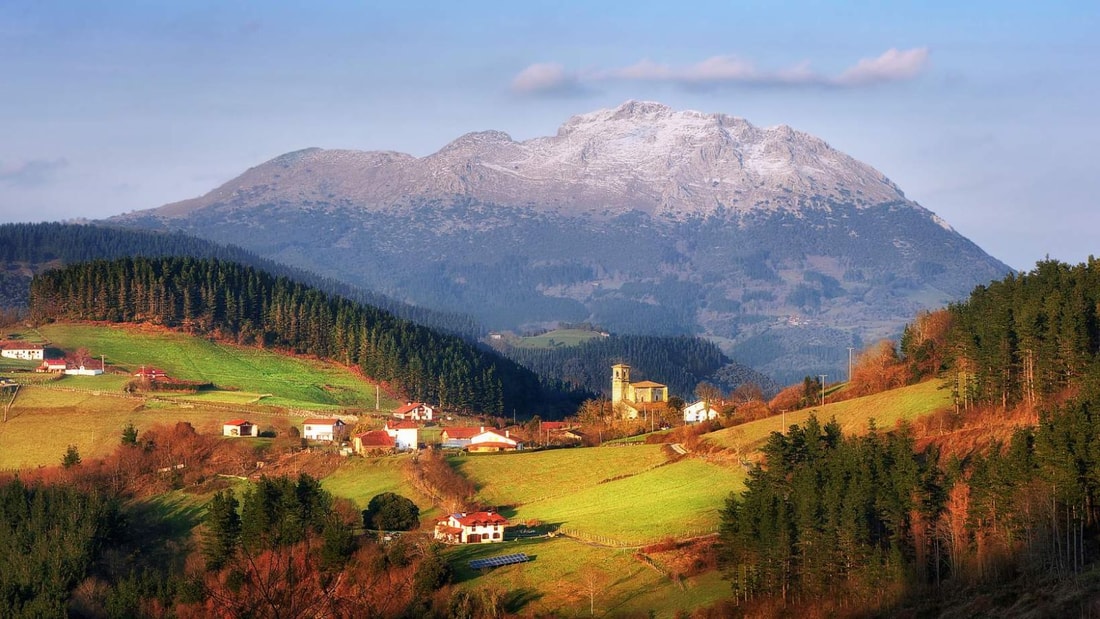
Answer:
[[353, 430, 396, 455], [384, 420, 419, 450], [38, 358, 67, 373], [303, 418, 348, 442], [440, 426, 480, 448], [223, 419, 258, 437], [0, 342, 44, 361], [468, 429, 519, 453], [134, 367, 169, 381], [434, 510, 509, 544], [393, 402, 435, 421]]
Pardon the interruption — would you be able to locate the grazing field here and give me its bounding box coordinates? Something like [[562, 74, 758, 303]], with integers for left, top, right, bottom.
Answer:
[[321, 455, 438, 515], [450, 445, 670, 507], [0, 385, 235, 468], [448, 536, 731, 617], [708, 379, 953, 453], [508, 329, 605, 349], [452, 446, 743, 544], [39, 323, 398, 410]]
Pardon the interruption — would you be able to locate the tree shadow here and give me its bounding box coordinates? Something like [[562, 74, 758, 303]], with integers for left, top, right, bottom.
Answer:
[[503, 587, 543, 613]]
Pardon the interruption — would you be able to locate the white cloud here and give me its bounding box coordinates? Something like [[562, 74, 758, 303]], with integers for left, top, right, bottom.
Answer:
[[511, 48, 930, 95], [0, 158, 69, 187], [837, 48, 930, 85], [511, 62, 585, 96]]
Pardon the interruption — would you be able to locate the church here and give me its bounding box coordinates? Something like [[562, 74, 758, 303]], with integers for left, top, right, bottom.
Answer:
[[611, 363, 669, 419]]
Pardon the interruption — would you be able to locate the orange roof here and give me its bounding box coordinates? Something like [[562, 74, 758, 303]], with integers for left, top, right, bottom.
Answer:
[[388, 420, 419, 430], [303, 418, 343, 426], [631, 380, 666, 388], [454, 511, 508, 526], [395, 402, 432, 414], [1, 342, 42, 350], [443, 427, 479, 439], [356, 430, 395, 447], [224, 419, 250, 426]]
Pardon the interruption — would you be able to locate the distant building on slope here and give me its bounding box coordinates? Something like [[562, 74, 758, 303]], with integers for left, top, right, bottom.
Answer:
[[610, 363, 668, 419], [434, 510, 508, 544], [1, 342, 44, 361]]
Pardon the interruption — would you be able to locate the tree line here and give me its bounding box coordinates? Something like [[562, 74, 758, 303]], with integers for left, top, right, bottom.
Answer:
[[29, 256, 583, 416], [0, 222, 483, 338]]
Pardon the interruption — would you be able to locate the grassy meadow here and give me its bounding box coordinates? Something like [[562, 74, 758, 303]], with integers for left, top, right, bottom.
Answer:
[[38, 323, 398, 410], [708, 378, 953, 453], [507, 329, 605, 349], [452, 446, 744, 544]]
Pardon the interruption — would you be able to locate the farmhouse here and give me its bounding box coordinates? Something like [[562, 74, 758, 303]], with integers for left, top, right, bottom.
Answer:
[[434, 510, 508, 544], [683, 400, 720, 423], [393, 401, 435, 421], [611, 363, 669, 419], [468, 429, 519, 453], [0, 342, 44, 361], [223, 419, 258, 437], [353, 430, 395, 455], [134, 367, 169, 381], [302, 418, 348, 442], [38, 358, 67, 372], [440, 426, 479, 449], [384, 420, 419, 450]]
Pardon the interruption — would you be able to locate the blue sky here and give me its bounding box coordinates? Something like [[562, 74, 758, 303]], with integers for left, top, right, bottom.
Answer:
[[1, 1, 1097, 270]]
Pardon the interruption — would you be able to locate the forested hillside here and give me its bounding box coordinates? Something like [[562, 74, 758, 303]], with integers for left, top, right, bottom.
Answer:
[[29, 257, 584, 416], [0, 222, 481, 338], [501, 334, 778, 398]]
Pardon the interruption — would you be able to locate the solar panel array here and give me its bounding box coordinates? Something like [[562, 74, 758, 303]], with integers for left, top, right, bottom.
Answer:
[[468, 553, 530, 570]]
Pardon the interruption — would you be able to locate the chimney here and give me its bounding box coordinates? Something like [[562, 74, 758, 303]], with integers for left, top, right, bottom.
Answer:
[[505, 430, 510, 438], [480, 426, 484, 433]]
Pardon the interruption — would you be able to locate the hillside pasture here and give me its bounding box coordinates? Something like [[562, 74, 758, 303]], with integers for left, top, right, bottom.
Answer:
[[0, 385, 236, 468], [452, 446, 744, 544], [449, 536, 731, 617], [508, 329, 605, 349], [39, 323, 397, 410], [709, 379, 953, 454], [321, 455, 440, 519]]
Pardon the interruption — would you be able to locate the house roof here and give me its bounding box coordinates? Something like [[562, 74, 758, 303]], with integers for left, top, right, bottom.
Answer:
[[395, 401, 432, 415], [134, 367, 167, 376], [388, 420, 419, 430], [303, 418, 344, 426], [1, 342, 43, 350], [468, 441, 517, 450], [453, 511, 508, 526], [224, 419, 251, 426], [42, 358, 66, 365], [356, 430, 395, 447], [442, 426, 479, 439], [631, 380, 666, 388]]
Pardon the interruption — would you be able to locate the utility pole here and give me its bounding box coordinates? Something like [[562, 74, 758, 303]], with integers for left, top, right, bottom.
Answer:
[[375, 385, 379, 411], [847, 347, 855, 383], [819, 374, 827, 407]]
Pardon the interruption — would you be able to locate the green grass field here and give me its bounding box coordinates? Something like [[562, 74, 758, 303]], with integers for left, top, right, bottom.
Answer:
[[709, 379, 953, 453], [39, 323, 399, 410], [0, 385, 236, 469], [448, 537, 731, 617], [321, 455, 437, 514], [451, 446, 744, 544], [508, 329, 606, 349]]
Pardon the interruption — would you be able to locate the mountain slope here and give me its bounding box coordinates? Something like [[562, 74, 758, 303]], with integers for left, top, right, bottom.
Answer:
[[112, 101, 1012, 382]]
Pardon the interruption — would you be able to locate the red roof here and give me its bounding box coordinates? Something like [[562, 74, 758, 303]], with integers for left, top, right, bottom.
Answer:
[[442, 427, 479, 439], [134, 367, 167, 378], [1, 342, 42, 350], [355, 430, 395, 447], [303, 418, 344, 426], [395, 402, 432, 415], [454, 511, 508, 526], [224, 419, 250, 427], [388, 420, 419, 430]]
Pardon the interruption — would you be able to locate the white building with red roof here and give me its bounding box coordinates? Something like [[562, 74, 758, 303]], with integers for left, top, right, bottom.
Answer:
[[353, 430, 396, 455], [393, 401, 435, 421], [0, 342, 44, 361], [302, 418, 347, 442], [38, 358, 67, 373], [434, 510, 508, 544], [384, 420, 420, 450], [223, 419, 258, 437], [468, 429, 519, 453]]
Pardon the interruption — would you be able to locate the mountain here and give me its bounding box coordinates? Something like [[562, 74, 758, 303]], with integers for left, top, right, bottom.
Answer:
[[112, 101, 1012, 382]]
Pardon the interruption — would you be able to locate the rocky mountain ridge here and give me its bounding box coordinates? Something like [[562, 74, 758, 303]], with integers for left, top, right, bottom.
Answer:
[[114, 101, 1012, 383]]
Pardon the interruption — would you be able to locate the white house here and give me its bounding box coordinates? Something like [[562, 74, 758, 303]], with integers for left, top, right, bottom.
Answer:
[[64, 359, 104, 376], [393, 401, 435, 421], [1, 342, 44, 361], [385, 420, 420, 450], [468, 429, 519, 453], [38, 358, 67, 373], [302, 418, 347, 442], [683, 400, 720, 424], [434, 510, 508, 544], [223, 419, 258, 437]]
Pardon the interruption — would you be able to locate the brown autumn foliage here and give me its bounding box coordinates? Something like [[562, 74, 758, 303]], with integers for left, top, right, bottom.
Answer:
[[848, 339, 910, 397], [405, 449, 476, 513], [767, 382, 804, 412]]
